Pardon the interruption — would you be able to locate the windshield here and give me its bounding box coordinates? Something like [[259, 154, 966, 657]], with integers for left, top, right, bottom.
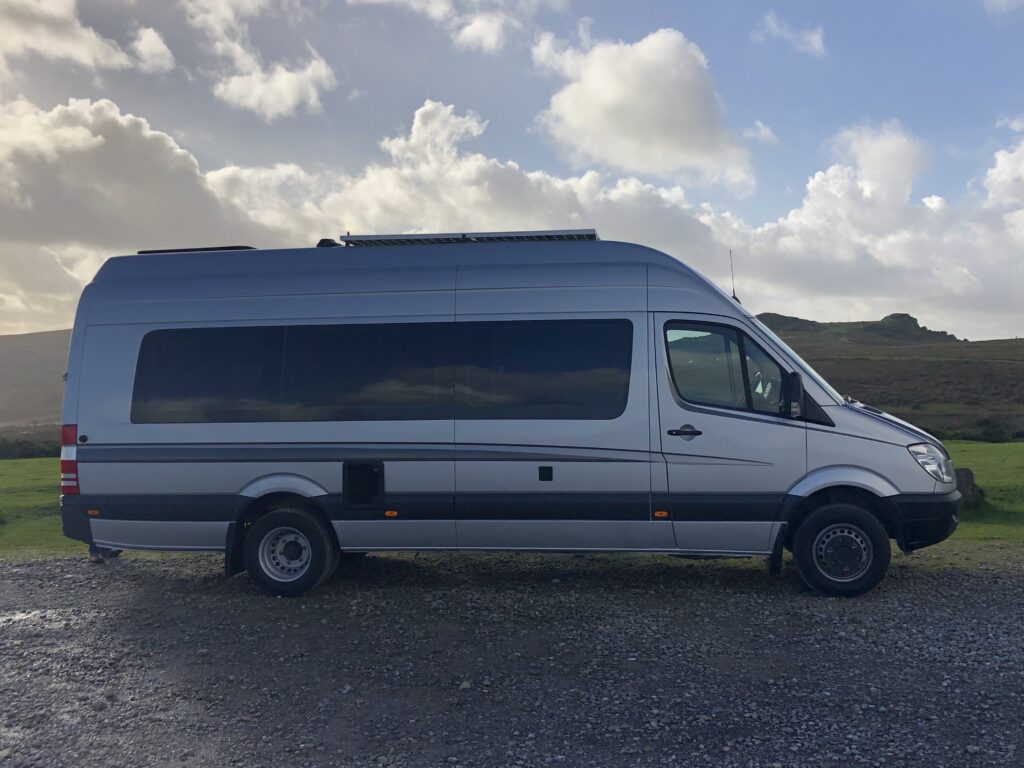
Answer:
[[748, 316, 843, 404]]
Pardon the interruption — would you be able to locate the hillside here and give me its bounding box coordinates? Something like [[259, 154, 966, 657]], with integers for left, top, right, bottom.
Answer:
[[758, 313, 1024, 440], [0, 314, 1021, 449], [757, 312, 960, 346], [0, 329, 69, 428]]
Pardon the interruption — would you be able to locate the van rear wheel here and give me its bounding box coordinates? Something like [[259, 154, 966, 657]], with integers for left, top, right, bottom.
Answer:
[[243, 508, 337, 597], [793, 503, 890, 597]]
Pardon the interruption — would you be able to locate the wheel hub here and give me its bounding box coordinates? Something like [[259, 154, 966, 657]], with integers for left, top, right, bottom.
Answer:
[[813, 524, 873, 583], [257, 527, 312, 582]]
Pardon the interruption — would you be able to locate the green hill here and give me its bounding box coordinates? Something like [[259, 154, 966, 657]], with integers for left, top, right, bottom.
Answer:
[[757, 313, 1024, 441]]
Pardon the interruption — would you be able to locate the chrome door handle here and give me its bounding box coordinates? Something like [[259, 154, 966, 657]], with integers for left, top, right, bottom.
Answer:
[[667, 425, 702, 438]]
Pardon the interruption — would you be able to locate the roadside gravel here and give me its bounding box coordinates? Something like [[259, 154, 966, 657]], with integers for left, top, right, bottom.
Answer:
[[1, 549, 1022, 767]]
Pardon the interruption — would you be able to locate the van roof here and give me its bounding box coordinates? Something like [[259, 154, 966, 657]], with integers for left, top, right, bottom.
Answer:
[[98, 234, 689, 283], [87, 233, 748, 321]]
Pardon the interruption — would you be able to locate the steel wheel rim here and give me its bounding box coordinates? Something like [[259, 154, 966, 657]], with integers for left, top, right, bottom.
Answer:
[[812, 523, 873, 583], [257, 526, 312, 582]]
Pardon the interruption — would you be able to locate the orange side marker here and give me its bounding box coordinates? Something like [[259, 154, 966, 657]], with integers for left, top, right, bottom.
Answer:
[[87, 509, 100, 517], [384, 510, 399, 518], [653, 510, 669, 519]]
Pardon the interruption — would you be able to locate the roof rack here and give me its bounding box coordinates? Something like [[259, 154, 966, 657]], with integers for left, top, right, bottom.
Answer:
[[136, 245, 255, 255], [336, 229, 598, 247]]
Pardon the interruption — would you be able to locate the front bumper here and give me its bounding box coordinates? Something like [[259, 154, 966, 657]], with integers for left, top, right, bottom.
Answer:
[[60, 495, 93, 545], [891, 490, 960, 552]]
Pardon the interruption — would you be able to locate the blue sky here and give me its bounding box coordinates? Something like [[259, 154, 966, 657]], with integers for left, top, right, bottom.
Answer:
[[0, 0, 1022, 338]]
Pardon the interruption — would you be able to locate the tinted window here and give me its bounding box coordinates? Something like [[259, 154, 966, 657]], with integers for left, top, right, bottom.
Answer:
[[665, 324, 746, 409], [665, 321, 786, 416], [281, 323, 452, 421], [132, 327, 284, 423], [132, 319, 633, 423], [458, 319, 633, 420]]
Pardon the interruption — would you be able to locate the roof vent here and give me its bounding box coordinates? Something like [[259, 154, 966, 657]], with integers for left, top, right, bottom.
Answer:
[[316, 238, 341, 247], [336, 229, 598, 247]]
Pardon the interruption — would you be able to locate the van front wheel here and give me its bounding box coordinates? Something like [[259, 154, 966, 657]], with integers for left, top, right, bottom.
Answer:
[[243, 508, 337, 597], [793, 503, 890, 597]]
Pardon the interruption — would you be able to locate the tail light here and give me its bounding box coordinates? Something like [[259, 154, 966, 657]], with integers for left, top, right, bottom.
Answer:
[[60, 424, 79, 495]]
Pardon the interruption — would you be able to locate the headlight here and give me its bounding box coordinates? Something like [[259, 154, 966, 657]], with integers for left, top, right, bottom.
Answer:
[[908, 443, 954, 483]]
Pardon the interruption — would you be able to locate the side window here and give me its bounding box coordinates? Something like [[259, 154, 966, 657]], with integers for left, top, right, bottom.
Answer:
[[281, 323, 452, 421], [457, 319, 633, 420], [665, 322, 786, 416], [132, 327, 284, 423], [743, 337, 784, 415], [665, 324, 746, 409]]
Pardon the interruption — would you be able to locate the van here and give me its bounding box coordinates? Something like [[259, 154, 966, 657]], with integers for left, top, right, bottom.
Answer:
[[59, 230, 960, 597]]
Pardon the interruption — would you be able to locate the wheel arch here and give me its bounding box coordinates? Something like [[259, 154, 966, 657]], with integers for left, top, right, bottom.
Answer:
[[225, 489, 338, 577], [781, 484, 901, 549]]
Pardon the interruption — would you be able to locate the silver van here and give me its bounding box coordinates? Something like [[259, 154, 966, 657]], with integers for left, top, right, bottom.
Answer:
[[59, 230, 959, 597]]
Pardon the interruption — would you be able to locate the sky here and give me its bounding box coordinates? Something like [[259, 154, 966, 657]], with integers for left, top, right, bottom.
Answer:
[[0, 0, 1022, 339]]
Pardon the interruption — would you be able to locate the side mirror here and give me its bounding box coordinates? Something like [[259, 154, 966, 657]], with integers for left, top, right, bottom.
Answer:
[[784, 371, 803, 419]]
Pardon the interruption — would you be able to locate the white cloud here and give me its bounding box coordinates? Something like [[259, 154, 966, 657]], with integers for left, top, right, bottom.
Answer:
[[0, 96, 282, 332], [182, 0, 338, 119], [532, 28, 753, 194], [984, 134, 1024, 208], [213, 47, 336, 120], [0, 0, 131, 87], [131, 26, 175, 74], [983, 0, 1024, 14], [700, 122, 1022, 339], [751, 12, 826, 58], [743, 120, 779, 145], [2, 98, 1022, 340], [347, 0, 565, 52], [830, 120, 928, 203], [996, 114, 1024, 132]]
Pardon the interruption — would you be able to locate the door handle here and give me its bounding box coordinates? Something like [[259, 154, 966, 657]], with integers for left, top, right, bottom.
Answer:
[[667, 425, 702, 438]]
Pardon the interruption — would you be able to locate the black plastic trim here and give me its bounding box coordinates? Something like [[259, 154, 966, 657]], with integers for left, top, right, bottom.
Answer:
[[669, 493, 785, 521], [891, 490, 960, 551], [60, 495, 93, 544]]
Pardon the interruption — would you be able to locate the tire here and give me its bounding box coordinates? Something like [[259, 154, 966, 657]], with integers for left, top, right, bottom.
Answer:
[[243, 508, 337, 597], [793, 503, 890, 597]]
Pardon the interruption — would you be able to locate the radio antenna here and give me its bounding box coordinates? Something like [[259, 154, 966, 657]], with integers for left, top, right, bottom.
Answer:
[[729, 249, 741, 303]]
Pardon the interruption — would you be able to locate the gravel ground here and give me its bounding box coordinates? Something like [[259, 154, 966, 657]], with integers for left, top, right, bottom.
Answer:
[[1, 549, 1022, 768]]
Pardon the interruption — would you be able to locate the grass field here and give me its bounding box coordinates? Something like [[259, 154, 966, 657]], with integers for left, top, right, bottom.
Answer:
[[1, 441, 1022, 558]]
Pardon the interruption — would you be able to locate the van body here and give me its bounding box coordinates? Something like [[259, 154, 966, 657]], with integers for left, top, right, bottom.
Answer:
[[59, 231, 960, 596]]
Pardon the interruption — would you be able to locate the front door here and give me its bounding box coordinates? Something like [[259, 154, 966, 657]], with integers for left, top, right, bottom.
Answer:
[[654, 313, 806, 554]]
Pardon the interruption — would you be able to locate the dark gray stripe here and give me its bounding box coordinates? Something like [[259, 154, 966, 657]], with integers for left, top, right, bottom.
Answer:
[[73, 492, 787, 525], [76, 495, 243, 522], [77, 443, 653, 464], [669, 493, 784, 522], [321, 492, 454, 521]]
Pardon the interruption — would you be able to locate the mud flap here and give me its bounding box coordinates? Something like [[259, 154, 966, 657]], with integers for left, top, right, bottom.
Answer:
[[224, 522, 244, 577], [767, 522, 787, 576]]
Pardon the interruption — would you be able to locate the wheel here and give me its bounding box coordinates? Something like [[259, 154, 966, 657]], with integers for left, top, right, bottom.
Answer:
[[243, 508, 337, 597], [793, 503, 890, 597]]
